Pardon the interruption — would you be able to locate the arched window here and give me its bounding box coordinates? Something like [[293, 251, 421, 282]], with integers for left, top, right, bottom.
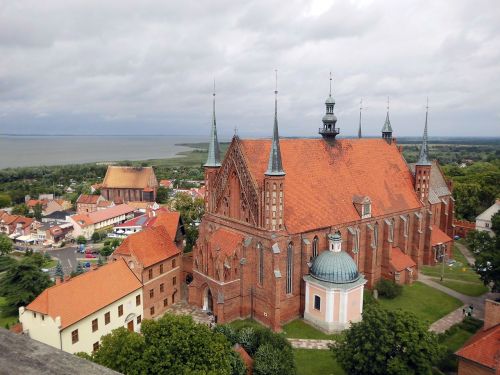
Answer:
[[389, 219, 395, 242], [403, 215, 409, 237], [257, 243, 264, 285], [354, 229, 360, 254], [372, 223, 379, 250], [286, 242, 293, 294], [312, 236, 319, 258]]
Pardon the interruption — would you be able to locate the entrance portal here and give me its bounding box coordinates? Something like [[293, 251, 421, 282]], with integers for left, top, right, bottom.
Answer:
[[202, 287, 213, 312]]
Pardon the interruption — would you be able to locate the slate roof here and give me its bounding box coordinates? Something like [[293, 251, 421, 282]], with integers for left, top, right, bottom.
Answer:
[[409, 161, 451, 204], [476, 200, 500, 221], [102, 166, 158, 189], [26, 259, 141, 329], [239, 138, 422, 234]]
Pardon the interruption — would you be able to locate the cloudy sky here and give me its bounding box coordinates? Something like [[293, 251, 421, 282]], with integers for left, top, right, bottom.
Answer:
[[1, 0, 499, 138]]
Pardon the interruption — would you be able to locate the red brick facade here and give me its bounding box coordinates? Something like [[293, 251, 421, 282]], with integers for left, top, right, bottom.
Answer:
[[188, 137, 454, 330]]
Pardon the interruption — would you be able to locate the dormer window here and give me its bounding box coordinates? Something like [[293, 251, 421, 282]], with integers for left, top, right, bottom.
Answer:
[[353, 195, 372, 219]]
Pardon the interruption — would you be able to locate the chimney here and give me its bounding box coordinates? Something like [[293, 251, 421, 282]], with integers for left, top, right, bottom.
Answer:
[[483, 299, 500, 331]]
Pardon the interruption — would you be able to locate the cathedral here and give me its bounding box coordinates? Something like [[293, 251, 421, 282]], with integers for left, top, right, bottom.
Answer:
[[188, 78, 454, 331]]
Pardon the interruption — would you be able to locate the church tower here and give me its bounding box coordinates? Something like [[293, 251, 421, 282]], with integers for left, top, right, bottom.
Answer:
[[381, 97, 393, 143], [319, 73, 340, 141], [204, 82, 221, 213], [264, 71, 285, 231], [414, 101, 432, 204]]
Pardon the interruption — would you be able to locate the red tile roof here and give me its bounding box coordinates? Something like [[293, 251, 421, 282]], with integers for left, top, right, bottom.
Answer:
[[431, 226, 453, 246], [239, 139, 422, 233], [102, 166, 158, 189], [114, 226, 180, 267], [26, 259, 142, 329], [390, 246, 416, 271], [455, 324, 500, 370], [76, 194, 101, 205], [71, 204, 135, 227], [150, 211, 181, 240], [210, 228, 243, 257]]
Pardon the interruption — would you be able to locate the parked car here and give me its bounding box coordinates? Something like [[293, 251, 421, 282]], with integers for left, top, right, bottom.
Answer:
[[454, 235, 461, 240], [85, 253, 96, 259], [84, 262, 91, 268]]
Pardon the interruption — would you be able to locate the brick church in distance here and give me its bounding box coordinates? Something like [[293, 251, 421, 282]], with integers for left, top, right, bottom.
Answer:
[[188, 79, 454, 331]]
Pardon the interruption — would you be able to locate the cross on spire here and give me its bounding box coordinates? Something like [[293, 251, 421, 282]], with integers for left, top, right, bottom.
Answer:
[[358, 98, 363, 139]]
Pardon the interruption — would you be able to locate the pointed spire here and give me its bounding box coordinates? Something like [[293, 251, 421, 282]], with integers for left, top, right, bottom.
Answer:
[[266, 70, 285, 176], [381, 96, 393, 133], [204, 79, 221, 167], [417, 98, 431, 165], [358, 98, 363, 139]]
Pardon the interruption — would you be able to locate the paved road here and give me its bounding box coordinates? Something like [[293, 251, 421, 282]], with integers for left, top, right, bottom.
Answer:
[[455, 242, 475, 266], [48, 246, 98, 274]]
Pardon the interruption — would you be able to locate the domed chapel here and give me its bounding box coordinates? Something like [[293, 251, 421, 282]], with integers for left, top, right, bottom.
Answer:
[[188, 75, 454, 331]]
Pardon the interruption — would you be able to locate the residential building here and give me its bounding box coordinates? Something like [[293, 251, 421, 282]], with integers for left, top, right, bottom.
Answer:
[[0, 210, 35, 238], [111, 208, 184, 248], [76, 194, 106, 214], [188, 81, 454, 330], [476, 199, 500, 236], [101, 166, 158, 202], [159, 179, 174, 189], [456, 299, 500, 374], [69, 204, 135, 239], [42, 210, 74, 224], [111, 225, 181, 320], [19, 259, 143, 354]]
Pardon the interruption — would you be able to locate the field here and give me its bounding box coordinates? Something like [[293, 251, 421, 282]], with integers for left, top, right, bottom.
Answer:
[[294, 349, 345, 375], [421, 245, 489, 296], [282, 319, 338, 340], [377, 281, 462, 327]]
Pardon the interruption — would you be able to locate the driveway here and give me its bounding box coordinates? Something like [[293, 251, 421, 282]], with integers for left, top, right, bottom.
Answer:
[[48, 246, 99, 274]]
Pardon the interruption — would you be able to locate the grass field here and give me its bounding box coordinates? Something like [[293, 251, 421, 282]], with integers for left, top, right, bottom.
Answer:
[[294, 349, 345, 375], [421, 245, 488, 296], [377, 282, 462, 327], [283, 319, 339, 340], [441, 328, 475, 352]]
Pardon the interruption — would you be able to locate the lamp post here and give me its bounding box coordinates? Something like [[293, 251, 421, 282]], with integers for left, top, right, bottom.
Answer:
[[439, 244, 446, 282]]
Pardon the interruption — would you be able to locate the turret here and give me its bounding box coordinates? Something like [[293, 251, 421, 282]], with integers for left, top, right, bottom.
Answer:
[[204, 82, 221, 213], [319, 73, 340, 141], [264, 71, 285, 231], [381, 97, 393, 143], [414, 100, 432, 204]]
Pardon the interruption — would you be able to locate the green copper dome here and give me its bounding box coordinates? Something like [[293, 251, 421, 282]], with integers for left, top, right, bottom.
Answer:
[[310, 250, 360, 284]]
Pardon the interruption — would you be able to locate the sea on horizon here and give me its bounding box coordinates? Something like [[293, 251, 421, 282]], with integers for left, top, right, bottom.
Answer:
[[0, 135, 209, 169]]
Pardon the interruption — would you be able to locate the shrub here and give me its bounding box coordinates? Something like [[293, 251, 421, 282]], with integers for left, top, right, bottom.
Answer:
[[238, 327, 258, 356], [228, 349, 247, 375], [459, 316, 483, 333], [363, 289, 378, 306], [253, 343, 296, 375], [214, 324, 238, 346], [375, 279, 403, 299]]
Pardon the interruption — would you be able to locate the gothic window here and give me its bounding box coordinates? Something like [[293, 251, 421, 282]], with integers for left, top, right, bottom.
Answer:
[[372, 223, 379, 250], [312, 236, 319, 258], [389, 219, 395, 242], [257, 243, 264, 285], [403, 215, 409, 237], [363, 203, 371, 218], [286, 242, 293, 294], [354, 229, 360, 254]]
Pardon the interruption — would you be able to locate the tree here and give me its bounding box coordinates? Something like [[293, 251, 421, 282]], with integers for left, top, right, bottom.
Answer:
[[331, 305, 441, 375], [0, 193, 11, 208], [33, 203, 43, 221], [97, 256, 104, 266], [491, 212, 500, 236], [0, 234, 13, 256], [91, 232, 101, 243], [174, 194, 204, 252], [91, 314, 235, 375], [75, 262, 84, 275], [92, 327, 146, 375], [467, 230, 500, 291], [254, 343, 296, 375], [11, 203, 29, 216], [0, 257, 52, 315], [156, 186, 171, 204], [55, 261, 64, 281], [76, 235, 87, 245]]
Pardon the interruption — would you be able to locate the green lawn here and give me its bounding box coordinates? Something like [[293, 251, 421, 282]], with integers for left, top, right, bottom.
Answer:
[[421, 245, 481, 283], [42, 259, 58, 269], [294, 349, 345, 375], [441, 328, 475, 352], [0, 297, 18, 329], [228, 318, 264, 331], [283, 319, 339, 340], [438, 279, 489, 297], [377, 282, 462, 327]]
